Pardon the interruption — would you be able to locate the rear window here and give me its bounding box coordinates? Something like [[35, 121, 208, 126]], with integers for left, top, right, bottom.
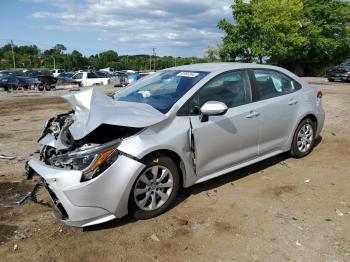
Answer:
[[87, 73, 97, 79], [73, 73, 83, 80], [253, 70, 302, 100]]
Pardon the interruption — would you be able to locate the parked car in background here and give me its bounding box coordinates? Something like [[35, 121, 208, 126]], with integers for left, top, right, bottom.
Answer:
[[56, 77, 79, 89], [327, 59, 350, 82], [0, 76, 40, 91], [51, 69, 65, 78], [57, 72, 75, 79], [0, 70, 23, 78], [72, 72, 110, 87], [26, 63, 324, 227], [340, 60, 350, 67], [95, 71, 122, 86], [126, 72, 140, 85], [113, 71, 128, 87], [327, 67, 350, 82], [139, 71, 156, 78], [95, 70, 111, 78], [100, 67, 114, 74], [23, 70, 57, 91]]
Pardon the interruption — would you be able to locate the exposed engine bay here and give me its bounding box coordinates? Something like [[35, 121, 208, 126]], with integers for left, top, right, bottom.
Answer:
[[36, 88, 167, 171], [39, 111, 141, 170]]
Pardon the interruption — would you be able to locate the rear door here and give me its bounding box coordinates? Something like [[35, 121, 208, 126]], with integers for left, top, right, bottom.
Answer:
[[0, 77, 8, 89], [250, 69, 302, 154], [7, 77, 18, 90], [87, 72, 98, 86], [182, 70, 259, 177]]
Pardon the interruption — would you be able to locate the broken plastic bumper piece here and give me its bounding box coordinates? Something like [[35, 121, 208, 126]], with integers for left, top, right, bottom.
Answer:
[[25, 155, 145, 227]]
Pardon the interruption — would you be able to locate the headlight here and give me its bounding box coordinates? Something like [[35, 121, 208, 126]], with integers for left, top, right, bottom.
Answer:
[[49, 140, 120, 181]]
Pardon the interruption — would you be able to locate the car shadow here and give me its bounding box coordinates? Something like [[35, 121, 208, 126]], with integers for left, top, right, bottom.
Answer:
[[84, 136, 322, 231]]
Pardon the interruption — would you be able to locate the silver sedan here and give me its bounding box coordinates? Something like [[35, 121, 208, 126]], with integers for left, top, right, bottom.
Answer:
[[26, 63, 325, 227]]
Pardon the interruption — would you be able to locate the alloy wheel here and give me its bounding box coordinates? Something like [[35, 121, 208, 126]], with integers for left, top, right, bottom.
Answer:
[[134, 165, 174, 211], [297, 123, 314, 153]]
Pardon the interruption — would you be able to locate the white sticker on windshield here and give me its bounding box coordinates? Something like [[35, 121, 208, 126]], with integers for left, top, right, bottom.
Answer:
[[177, 72, 199, 77]]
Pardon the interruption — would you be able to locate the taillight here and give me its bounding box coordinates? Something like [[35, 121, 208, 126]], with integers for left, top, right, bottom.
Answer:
[[317, 91, 323, 99]]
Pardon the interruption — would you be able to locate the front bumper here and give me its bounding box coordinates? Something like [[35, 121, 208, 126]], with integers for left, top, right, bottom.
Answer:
[[27, 155, 145, 227]]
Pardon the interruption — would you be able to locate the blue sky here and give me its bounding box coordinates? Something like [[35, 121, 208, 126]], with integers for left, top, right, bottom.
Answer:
[[0, 0, 233, 57]]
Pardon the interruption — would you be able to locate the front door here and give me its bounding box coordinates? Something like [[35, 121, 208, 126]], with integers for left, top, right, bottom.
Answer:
[[184, 70, 259, 177]]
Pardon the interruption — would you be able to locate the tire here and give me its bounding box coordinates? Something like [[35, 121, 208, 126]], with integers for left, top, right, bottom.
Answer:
[[328, 78, 334, 82], [45, 84, 51, 91], [38, 85, 44, 91], [129, 154, 180, 220], [290, 118, 316, 158]]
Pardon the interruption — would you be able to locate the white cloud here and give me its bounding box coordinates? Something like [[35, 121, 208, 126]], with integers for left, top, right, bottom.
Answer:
[[30, 0, 232, 56]]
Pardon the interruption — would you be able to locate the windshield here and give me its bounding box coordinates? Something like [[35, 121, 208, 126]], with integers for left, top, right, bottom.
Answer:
[[112, 70, 208, 113]]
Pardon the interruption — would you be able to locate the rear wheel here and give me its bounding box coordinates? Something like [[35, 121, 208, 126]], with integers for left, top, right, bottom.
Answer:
[[129, 154, 179, 220], [45, 84, 51, 91], [290, 118, 316, 158]]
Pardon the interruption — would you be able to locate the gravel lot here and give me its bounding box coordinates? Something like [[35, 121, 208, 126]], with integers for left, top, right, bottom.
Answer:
[[0, 79, 349, 261]]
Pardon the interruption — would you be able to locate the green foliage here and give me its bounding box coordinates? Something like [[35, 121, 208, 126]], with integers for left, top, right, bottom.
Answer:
[[218, 0, 350, 75], [0, 43, 211, 71], [205, 46, 220, 61]]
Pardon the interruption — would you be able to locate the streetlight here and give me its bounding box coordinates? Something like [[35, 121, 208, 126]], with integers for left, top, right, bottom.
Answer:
[[52, 56, 56, 69]]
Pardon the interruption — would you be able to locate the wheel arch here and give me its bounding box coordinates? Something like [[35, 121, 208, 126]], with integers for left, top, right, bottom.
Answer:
[[140, 149, 185, 188], [286, 112, 319, 152], [300, 113, 318, 130]]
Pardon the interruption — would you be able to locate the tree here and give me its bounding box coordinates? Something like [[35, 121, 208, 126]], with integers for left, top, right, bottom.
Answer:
[[70, 50, 88, 70], [0, 43, 211, 71], [205, 46, 219, 61], [218, 0, 350, 75]]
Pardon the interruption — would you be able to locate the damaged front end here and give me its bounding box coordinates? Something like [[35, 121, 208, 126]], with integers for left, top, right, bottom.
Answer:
[[23, 88, 168, 227], [37, 87, 165, 165]]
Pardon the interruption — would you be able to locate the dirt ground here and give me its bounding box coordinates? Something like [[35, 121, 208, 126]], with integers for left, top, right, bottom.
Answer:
[[0, 80, 349, 262]]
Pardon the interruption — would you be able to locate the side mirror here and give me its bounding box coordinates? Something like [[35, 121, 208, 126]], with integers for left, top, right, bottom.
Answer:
[[199, 101, 228, 122]]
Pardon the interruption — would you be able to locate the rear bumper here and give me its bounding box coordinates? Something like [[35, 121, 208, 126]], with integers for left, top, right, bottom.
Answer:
[[27, 155, 145, 227], [316, 102, 325, 138]]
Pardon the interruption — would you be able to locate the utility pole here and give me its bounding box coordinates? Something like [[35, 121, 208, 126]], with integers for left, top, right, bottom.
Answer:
[[149, 54, 152, 71], [174, 56, 177, 67], [152, 48, 156, 71], [52, 56, 56, 69], [10, 40, 16, 70]]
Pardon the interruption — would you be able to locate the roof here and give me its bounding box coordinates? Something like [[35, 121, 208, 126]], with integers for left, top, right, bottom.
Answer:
[[166, 62, 284, 73]]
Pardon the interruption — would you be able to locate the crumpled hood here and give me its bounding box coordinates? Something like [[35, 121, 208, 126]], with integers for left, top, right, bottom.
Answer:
[[63, 88, 167, 140]]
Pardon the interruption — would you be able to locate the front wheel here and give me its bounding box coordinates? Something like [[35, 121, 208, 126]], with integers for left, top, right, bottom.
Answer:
[[129, 155, 179, 220], [290, 118, 316, 158]]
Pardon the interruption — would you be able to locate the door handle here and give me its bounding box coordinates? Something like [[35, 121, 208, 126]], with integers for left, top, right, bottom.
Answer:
[[246, 111, 260, 118], [288, 99, 298, 105]]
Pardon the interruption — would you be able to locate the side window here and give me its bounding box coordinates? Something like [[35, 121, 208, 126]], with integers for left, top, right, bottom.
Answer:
[[0, 78, 8, 83], [179, 70, 252, 116], [253, 70, 301, 100], [72, 73, 83, 80], [87, 73, 97, 79]]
